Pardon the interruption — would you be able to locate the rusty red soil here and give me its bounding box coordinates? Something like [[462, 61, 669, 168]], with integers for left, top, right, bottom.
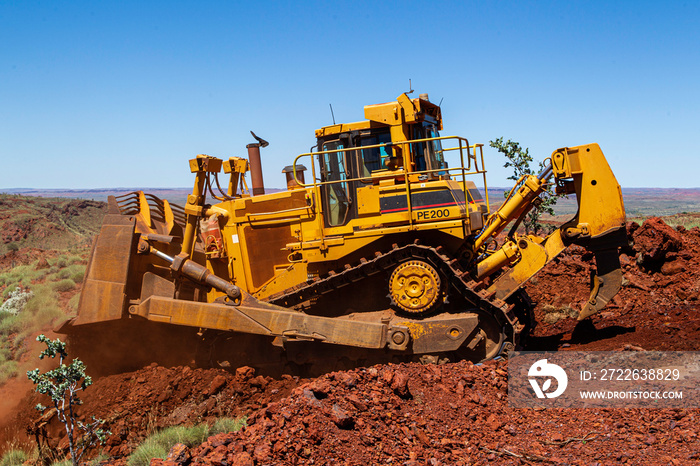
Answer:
[[5, 217, 700, 465]]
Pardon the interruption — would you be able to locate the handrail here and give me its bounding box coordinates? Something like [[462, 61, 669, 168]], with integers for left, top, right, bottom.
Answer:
[[291, 135, 489, 227]]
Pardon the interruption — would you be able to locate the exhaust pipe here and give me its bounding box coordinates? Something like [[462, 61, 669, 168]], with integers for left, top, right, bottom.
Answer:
[[247, 131, 269, 196], [282, 164, 307, 190]]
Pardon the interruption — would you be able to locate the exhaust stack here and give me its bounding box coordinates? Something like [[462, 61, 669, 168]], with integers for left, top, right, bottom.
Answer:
[[247, 131, 269, 196], [282, 164, 307, 190]]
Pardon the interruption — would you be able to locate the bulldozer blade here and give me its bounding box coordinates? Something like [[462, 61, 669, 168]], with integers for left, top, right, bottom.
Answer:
[[578, 248, 623, 320]]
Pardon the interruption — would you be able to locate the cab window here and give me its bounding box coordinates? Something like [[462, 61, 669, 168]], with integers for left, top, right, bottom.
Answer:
[[359, 130, 392, 177], [412, 123, 445, 174], [425, 123, 446, 172], [320, 140, 350, 226]]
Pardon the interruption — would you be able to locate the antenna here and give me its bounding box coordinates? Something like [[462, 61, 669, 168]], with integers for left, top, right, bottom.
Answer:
[[407, 79, 414, 94], [438, 97, 444, 107], [329, 104, 336, 125]]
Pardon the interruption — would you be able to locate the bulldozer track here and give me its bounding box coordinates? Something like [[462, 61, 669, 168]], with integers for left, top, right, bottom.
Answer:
[[268, 241, 524, 353]]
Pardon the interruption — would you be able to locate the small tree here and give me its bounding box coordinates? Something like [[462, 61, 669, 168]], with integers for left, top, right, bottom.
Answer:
[[489, 137, 560, 236], [27, 334, 108, 466]]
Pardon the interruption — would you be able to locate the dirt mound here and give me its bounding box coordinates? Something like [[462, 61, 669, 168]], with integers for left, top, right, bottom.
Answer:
[[144, 360, 699, 465], [525, 217, 700, 352], [7, 216, 700, 464], [631, 217, 685, 271], [15, 364, 305, 459]]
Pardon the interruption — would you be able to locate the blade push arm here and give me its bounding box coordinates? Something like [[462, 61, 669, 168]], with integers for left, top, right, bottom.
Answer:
[[474, 144, 626, 319]]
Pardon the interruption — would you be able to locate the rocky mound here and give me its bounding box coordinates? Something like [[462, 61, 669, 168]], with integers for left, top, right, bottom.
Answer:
[[525, 218, 700, 352], [155, 360, 698, 465], [8, 217, 700, 464]]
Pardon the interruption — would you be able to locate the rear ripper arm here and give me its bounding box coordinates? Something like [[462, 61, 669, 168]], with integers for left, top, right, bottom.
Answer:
[[472, 143, 626, 320]]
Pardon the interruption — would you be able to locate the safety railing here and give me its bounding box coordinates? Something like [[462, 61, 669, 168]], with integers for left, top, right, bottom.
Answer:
[[291, 135, 491, 227]]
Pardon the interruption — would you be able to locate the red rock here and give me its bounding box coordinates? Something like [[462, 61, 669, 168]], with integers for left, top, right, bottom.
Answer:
[[346, 394, 368, 411], [412, 426, 430, 445], [307, 380, 332, 398], [485, 414, 503, 431], [661, 260, 686, 276], [249, 375, 268, 388], [166, 443, 191, 465], [391, 371, 411, 399], [207, 445, 228, 466], [207, 375, 227, 396], [230, 452, 254, 466], [329, 404, 354, 429], [235, 366, 255, 382], [208, 433, 233, 448], [337, 372, 358, 388], [253, 442, 271, 461], [633, 217, 683, 267], [381, 369, 394, 384]]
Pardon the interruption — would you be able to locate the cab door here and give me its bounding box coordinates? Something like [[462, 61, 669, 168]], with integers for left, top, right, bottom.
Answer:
[[320, 140, 351, 227]]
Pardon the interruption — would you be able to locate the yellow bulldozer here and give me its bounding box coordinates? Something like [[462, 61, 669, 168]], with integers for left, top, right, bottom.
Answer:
[[59, 92, 626, 374]]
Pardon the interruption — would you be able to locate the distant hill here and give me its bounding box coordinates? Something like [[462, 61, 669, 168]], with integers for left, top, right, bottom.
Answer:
[[2, 187, 700, 222], [475, 187, 700, 218], [0, 194, 106, 255], [2, 187, 287, 206]]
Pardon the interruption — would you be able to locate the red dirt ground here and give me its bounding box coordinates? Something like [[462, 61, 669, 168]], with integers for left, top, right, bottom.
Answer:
[[4, 217, 700, 464]]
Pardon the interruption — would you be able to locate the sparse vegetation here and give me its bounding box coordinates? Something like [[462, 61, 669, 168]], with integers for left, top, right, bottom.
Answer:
[[52, 279, 76, 292], [630, 212, 700, 230], [27, 335, 108, 466], [0, 194, 105, 255], [0, 448, 29, 466], [541, 304, 578, 324], [0, 253, 84, 384], [128, 418, 246, 466], [210, 417, 247, 435], [0, 287, 33, 315], [489, 137, 561, 235]]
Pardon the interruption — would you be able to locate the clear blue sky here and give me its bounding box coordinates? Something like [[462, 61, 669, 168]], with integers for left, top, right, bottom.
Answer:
[[1, 1, 698, 190]]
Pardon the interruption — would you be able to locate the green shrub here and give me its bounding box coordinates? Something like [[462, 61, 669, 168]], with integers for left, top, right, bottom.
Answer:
[[50, 461, 72, 466], [6, 242, 19, 252], [0, 264, 46, 289], [23, 284, 63, 327], [27, 335, 109, 466], [0, 449, 27, 466], [52, 279, 76, 292], [85, 453, 108, 466], [0, 314, 20, 335], [128, 442, 165, 466], [68, 293, 81, 313], [210, 417, 246, 435], [71, 270, 85, 284], [0, 360, 18, 383], [128, 419, 245, 466], [3, 284, 20, 299], [128, 425, 210, 466]]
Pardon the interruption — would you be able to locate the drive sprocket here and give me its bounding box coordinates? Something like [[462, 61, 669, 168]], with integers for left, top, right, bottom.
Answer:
[[389, 260, 441, 313]]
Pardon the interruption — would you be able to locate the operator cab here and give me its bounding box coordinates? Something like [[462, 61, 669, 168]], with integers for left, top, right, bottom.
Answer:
[[315, 94, 449, 227]]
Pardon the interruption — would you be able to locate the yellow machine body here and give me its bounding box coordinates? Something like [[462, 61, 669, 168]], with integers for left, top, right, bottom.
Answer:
[[61, 93, 627, 369]]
